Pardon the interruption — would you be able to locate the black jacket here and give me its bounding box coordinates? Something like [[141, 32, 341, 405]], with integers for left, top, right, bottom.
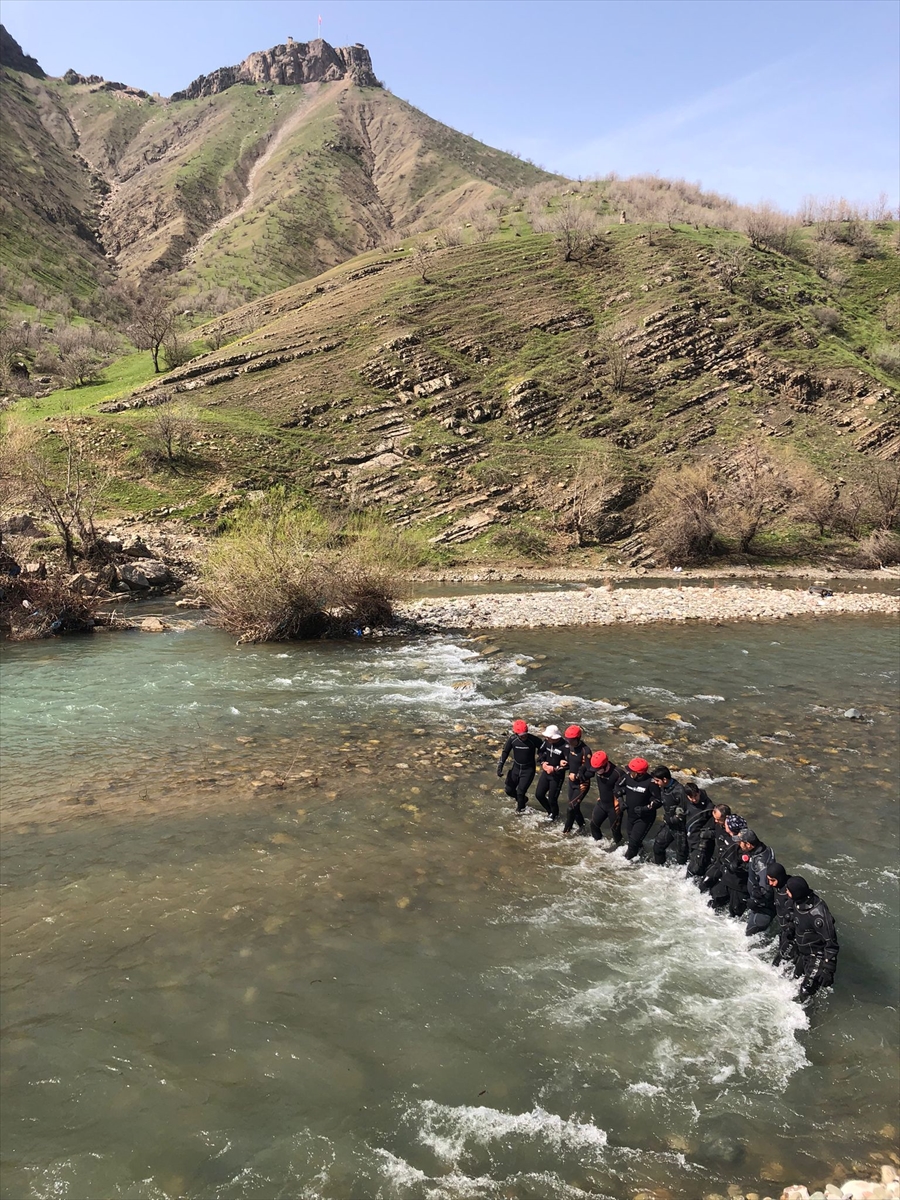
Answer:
[[720, 841, 749, 896], [793, 893, 839, 967], [585, 762, 626, 806], [498, 733, 542, 772], [565, 739, 592, 779], [538, 737, 568, 776], [685, 795, 716, 873], [773, 886, 795, 952], [617, 772, 661, 824], [745, 843, 776, 913], [658, 779, 687, 828]]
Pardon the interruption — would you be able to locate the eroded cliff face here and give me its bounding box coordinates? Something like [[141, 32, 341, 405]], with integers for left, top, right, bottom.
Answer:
[[171, 38, 379, 101]]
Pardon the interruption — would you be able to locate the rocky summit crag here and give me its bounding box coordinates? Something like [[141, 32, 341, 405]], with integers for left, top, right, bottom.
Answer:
[[171, 38, 380, 100]]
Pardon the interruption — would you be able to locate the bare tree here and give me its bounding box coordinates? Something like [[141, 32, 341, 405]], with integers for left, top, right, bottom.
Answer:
[[641, 463, 720, 564], [435, 224, 463, 248], [119, 281, 177, 373], [144, 400, 197, 464], [597, 321, 637, 393], [549, 200, 598, 262], [566, 448, 636, 546], [412, 245, 433, 283], [161, 332, 195, 370], [718, 244, 750, 293], [788, 464, 843, 536], [718, 441, 791, 553], [3, 418, 108, 568], [870, 461, 900, 530]]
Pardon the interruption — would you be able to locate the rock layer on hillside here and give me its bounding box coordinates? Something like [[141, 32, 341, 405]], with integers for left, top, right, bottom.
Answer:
[[171, 38, 379, 100]]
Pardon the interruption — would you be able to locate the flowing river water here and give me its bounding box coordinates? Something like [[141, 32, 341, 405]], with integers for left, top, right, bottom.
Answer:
[[1, 611, 898, 1200]]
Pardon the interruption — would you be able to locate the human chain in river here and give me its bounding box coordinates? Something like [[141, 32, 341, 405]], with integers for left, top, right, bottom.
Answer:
[[497, 720, 840, 1002]]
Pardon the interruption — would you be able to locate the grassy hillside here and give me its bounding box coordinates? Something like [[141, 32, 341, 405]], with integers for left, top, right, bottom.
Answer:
[[3, 59, 560, 307], [16, 221, 898, 560], [0, 66, 112, 298]]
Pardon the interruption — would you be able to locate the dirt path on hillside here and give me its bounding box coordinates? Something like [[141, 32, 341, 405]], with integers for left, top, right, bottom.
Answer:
[[185, 80, 344, 266]]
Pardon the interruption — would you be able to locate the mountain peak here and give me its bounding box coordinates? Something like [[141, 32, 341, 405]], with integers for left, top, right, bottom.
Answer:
[[0, 24, 45, 78], [170, 37, 379, 101]]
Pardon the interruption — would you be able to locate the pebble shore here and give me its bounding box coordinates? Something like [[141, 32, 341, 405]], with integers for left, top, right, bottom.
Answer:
[[398, 585, 900, 631], [699, 1164, 900, 1200]]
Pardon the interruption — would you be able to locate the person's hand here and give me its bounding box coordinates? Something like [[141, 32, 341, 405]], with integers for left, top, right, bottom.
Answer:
[[568, 772, 576, 781], [496, 766, 503, 777]]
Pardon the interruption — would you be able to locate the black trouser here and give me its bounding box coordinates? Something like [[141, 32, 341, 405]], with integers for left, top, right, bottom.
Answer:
[[590, 799, 622, 843], [686, 842, 713, 880], [726, 887, 748, 918], [535, 770, 564, 819], [504, 764, 535, 811], [624, 816, 655, 860], [563, 779, 589, 833], [652, 823, 687, 866]]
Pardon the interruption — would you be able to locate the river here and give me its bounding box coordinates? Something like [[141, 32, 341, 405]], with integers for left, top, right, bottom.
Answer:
[[1, 612, 898, 1199]]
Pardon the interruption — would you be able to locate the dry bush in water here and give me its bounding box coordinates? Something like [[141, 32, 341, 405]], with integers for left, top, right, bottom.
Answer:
[[202, 496, 420, 642], [0, 572, 102, 640]]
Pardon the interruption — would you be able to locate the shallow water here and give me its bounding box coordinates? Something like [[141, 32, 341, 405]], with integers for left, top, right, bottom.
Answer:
[[1, 615, 898, 1199]]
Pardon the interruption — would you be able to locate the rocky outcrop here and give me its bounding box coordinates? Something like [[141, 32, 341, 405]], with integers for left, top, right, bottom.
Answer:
[[0, 25, 44, 78], [171, 37, 379, 101]]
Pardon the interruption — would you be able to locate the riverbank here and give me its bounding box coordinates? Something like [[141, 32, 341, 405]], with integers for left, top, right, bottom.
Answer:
[[398, 584, 900, 630]]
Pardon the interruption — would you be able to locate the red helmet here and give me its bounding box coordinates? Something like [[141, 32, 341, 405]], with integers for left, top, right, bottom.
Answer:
[[628, 757, 649, 773], [512, 719, 528, 735], [564, 725, 582, 740], [590, 751, 608, 769]]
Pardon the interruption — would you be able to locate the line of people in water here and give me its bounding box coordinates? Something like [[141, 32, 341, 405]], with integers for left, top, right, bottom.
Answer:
[[497, 719, 840, 999]]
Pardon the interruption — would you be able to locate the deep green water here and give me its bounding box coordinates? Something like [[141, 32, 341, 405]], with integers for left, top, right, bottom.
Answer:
[[1, 614, 898, 1200]]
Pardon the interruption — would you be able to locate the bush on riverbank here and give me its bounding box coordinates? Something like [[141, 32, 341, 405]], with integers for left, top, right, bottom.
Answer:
[[202, 492, 424, 642], [0, 572, 103, 639]]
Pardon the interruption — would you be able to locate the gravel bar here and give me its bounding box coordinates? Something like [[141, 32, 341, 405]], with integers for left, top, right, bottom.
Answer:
[[398, 585, 900, 631]]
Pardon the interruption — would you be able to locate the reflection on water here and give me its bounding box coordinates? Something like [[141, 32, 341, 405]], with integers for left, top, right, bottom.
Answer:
[[1, 617, 898, 1199]]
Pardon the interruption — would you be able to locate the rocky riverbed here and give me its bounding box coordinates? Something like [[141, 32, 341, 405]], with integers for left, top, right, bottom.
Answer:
[[398, 584, 900, 631]]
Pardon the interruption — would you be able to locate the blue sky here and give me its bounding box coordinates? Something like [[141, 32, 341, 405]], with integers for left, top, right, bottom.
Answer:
[[3, 0, 898, 211]]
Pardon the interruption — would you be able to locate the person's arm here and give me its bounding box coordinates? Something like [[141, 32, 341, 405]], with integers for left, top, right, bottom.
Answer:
[[497, 736, 513, 776]]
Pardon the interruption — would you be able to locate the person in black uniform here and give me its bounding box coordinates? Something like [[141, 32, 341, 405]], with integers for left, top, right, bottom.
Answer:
[[534, 725, 567, 822], [651, 766, 688, 866], [561, 724, 592, 835], [719, 814, 751, 917], [684, 783, 716, 881], [496, 720, 543, 813], [702, 811, 746, 911], [698, 804, 733, 898], [585, 751, 626, 844], [786, 876, 839, 998], [767, 863, 796, 967], [618, 757, 662, 860], [738, 829, 776, 936]]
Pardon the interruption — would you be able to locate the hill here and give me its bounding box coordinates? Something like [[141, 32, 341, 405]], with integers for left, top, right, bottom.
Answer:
[[19, 220, 898, 562], [0, 28, 113, 301], [0, 28, 559, 306]]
